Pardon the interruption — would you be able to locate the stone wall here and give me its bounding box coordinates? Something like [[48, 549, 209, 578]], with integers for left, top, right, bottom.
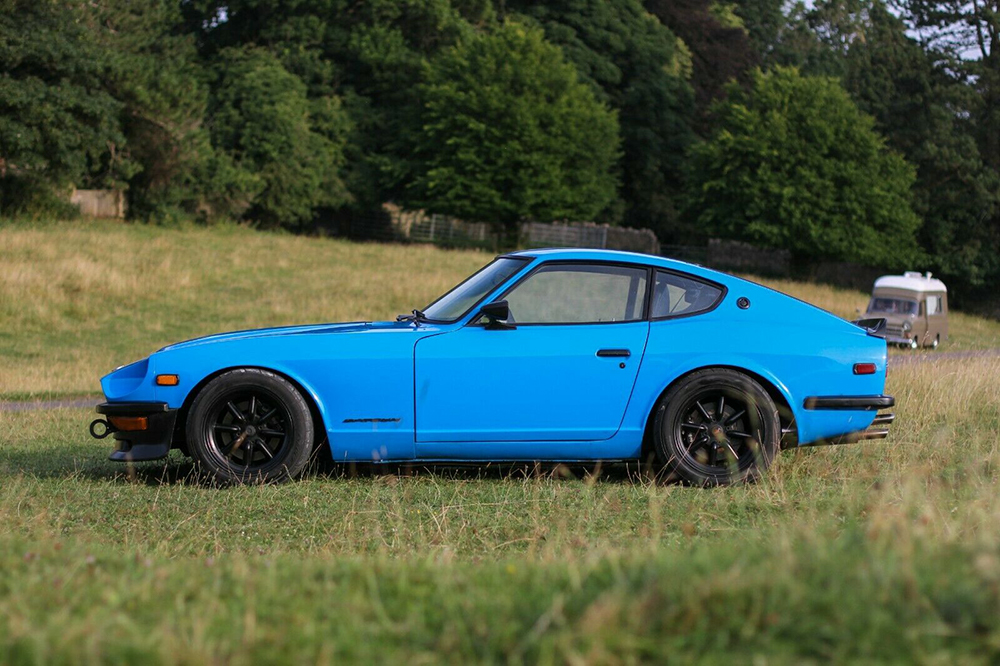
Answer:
[[706, 239, 790, 276], [520, 221, 660, 254], [70, 189, 126, 218]]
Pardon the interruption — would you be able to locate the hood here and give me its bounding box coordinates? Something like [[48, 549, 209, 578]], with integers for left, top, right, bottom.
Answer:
[[157, 321, 404, 352]]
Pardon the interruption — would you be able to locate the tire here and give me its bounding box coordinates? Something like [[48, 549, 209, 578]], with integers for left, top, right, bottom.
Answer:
[[910, 337, 919, 350], [186, 368, 315, 484], [932, 335, 940, 349], [652, 368, 780, 486]]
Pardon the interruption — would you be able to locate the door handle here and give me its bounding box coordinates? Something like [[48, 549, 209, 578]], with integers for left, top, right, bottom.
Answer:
[[596, 349, 631, 358]]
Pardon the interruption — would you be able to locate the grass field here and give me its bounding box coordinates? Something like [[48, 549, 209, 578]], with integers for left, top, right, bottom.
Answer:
[[2, 218, 998, 400], [1, 219, 1000, 662]]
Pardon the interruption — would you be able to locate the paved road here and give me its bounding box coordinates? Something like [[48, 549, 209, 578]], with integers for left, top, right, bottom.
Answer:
[[1, 348, 997, 413], [0, 397, 99, 413]]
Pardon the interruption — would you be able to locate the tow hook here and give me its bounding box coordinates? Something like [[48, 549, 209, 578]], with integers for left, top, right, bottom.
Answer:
[[89, 418, 116, 439]]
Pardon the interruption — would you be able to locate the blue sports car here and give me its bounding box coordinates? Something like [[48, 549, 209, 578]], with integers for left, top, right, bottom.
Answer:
[[90, 248, 894, 485]]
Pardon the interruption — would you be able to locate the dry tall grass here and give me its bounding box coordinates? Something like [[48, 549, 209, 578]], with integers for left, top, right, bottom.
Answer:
[[0, 220, 488, 396], [1, 218, 998, 397]]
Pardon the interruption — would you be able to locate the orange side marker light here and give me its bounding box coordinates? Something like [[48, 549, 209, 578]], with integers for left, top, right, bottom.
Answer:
[[108, 416, 148, 431], [156, 374, 180, 386]]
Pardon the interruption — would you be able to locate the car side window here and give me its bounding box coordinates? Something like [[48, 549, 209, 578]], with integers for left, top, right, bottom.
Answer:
[[926, 296, 941, 315], [651, 271, 722, 319], [503, 264, 648, 324]]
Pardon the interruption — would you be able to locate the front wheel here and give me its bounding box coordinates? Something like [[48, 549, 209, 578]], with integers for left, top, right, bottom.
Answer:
[[186, 368, 315, 484], [653, 369, 780, 486]]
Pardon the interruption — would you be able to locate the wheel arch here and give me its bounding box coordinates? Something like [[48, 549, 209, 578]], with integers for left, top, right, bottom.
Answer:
[[172, 365, 329, 451], [640, 364, 797, 461]]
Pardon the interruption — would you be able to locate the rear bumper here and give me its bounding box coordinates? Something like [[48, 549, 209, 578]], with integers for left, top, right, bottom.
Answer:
[[801, 395, 895, 446], [803, 395, 895, 411], [94, 402, 176, 462], [822, 412, 894, 445]]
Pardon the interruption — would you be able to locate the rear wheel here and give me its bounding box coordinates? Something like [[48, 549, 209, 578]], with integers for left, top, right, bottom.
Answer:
[[932, 335, 940, 349], [653, 369, 779, 486], [186, 368, 314, 484]]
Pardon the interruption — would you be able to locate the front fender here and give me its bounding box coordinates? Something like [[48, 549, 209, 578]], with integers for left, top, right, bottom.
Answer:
[[156, 361, 334, 440], [114, 325, 434, 461]]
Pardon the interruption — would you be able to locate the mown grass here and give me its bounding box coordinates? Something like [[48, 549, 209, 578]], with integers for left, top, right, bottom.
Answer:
[[2, 218, 1000, 662], [1, 218, 997, 398], [0, 358, 999, 661]]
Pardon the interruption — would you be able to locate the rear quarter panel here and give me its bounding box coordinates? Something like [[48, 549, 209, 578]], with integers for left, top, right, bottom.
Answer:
[[621, 277, 887, 453]]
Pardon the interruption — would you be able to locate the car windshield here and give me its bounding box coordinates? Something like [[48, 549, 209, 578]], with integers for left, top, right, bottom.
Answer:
[[868, 297, 917, 315], [422, 257, 529, 322]]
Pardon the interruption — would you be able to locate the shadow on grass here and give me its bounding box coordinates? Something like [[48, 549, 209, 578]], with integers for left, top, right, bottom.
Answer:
[[106, 458, 670, 488], [2, 440, 674, 488], [0, 445, 673, 487]]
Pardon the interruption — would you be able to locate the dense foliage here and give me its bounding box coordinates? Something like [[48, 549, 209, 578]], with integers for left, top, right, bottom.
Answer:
[[207, 47, 351, 228], [505, 0, 695, 234], [1, 0, 999, 304], [0, 0, 130, 215], [687, 67, 922, 266], [400, 24, 619, 227]]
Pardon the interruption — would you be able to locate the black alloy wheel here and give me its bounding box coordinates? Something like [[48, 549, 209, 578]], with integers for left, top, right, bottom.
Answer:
[[206, 391, 291, 470], [186, 368, 315, 484], [653, 368, 779, 486]]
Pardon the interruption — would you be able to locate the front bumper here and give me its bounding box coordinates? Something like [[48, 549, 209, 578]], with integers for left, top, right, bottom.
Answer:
[[93, 402, 177, 462], [884, 335, 914, 346]]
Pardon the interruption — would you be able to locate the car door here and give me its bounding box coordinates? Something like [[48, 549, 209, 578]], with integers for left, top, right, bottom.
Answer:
[[414, 262, 650, 459]]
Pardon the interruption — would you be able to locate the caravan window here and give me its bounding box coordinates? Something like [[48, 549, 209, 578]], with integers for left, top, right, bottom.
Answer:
[[868, 298, 917, 315], [926, 295, 942, 315]]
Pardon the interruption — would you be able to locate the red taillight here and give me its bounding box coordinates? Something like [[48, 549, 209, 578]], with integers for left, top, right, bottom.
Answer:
[[853, 363, 877, 375]]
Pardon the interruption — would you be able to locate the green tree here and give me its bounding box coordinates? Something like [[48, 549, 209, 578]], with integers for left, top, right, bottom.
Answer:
[[0, 0, 130, 214], [401, 23, 620, 229], [732, 0, 786, 61], [208, 47, 351, 228], [687, 67, 922, 266], [184, 0, 492, 211], [505, 0, 695, 236], [902, 0, 1000, 171], [732, 0, 862, 74], [758, 0, 1000, 291], [645, 0, 758, 110], [895, 0, 1000, 298], [840, 3, 1000, 289], [85, 0, 228, 221]]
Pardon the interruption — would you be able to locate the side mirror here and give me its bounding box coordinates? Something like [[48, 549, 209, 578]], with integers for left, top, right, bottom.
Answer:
[[479, 300, 514, 330]]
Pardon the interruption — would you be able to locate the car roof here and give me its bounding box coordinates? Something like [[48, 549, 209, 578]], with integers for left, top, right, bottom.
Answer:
[[505, 247, 859, 330], [505, 247, 704, 273]]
